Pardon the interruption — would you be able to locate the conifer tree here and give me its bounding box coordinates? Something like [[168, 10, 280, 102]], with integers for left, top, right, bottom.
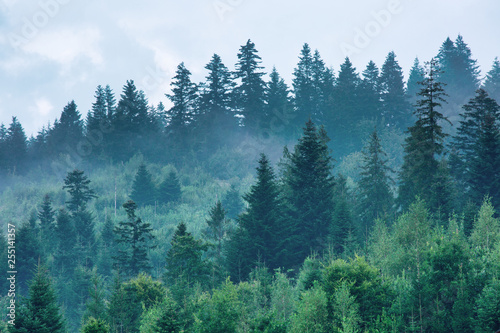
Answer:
[[10, 265, 65, 333], [265, 67, 292, 136], [359, 60, 381, 121], [37, 194, 55, 255], [221, 184, 244, 220], [283, 120, 335, 266], [47, 100, 84, 157], [204, 200, 230, 261], [63, 169, 97, 266], [54, 208, 77, 273], [451, 88, 500, 206], [198, 54, 237, 149], [113, 200, 155, 277], [226, 154, 283, 279], [4, 116, 28, 174], [292, 44, 314, 125], [234, 39, 266, 133], [331, 57, 362, 154], [130, 163, 157, 207], [379, 51, 411, 129], [407, 57, 426, 105], [483, 57, 500, 103], [157, 170, 181, 205], [165, 222, 208, 291], [398, 59, 450, 211], [16, 216, 43, 295], [165, 62, 198, 150], [357, 131, 394, 240]]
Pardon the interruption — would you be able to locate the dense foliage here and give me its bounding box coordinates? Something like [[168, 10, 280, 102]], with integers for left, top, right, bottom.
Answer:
[[1, 35, 500, 332]]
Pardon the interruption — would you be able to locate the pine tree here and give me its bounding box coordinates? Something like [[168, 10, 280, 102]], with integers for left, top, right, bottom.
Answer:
[[113, 200, 155, 277], [16, 216, 43, 295], [221, 184, 244, 220], [165, 62, 198, 151], [54, 208, 77, 273], [157, 170, 181, 205], [130, 163, 157, 207], [4, 116, 28, 174], [398, 59, 450, 211], [292, 44, 334, 129], [283, 120, 335, 266], [63, 169, 97, 212], [359, 60, 381, 121], [451, 88, 500, 207], [407, 58, 426, 105], [63, 169, 97, 265], [204, 200, 230, 262], [357, 131, 394, 240], [86, 85, 113, 161], [264, 67, 292, 137], [164, 222, 208, 292], [37, 194, 55, 256], [436, 35, 480, 108], [109, 80, 152, 161], [81, 317, 110, 333], [234, 39, 266, 133], [470, 197, 500, 252], [226, 154, 283, 279], [47, 100, 84, 157], [10, 265, 65, 333], [483, 57, 500, 103], [379, 51, 411, 129], [331, 57, 362, 154], [198, 54, 237, 150]]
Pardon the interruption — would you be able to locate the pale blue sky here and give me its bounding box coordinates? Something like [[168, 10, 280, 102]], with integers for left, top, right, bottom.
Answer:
[[0, 0, 499, 135]]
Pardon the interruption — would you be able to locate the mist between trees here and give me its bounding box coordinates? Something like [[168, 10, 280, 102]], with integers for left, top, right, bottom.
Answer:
[[1, 35, 500, 332]]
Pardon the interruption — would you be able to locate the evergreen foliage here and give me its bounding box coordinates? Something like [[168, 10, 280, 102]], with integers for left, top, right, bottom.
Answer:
[[113, 200, 155, 277], [130, 163, 157, 207], [10, 265, 65, 333], [157, 170, 181, 205]]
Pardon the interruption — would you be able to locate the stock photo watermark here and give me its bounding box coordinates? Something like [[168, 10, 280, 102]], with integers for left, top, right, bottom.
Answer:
[[213, 0, 244, 22], [6, 223, 16, 326], [340, 0, 403, 57], [7, 0, 71, 49]]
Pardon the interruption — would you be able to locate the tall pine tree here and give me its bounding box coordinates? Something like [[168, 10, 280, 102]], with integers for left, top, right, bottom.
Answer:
[[398, 59, 450, 211]]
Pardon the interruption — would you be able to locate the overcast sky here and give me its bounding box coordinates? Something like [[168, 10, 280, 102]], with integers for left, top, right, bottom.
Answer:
[[0, 0, 499, 136]]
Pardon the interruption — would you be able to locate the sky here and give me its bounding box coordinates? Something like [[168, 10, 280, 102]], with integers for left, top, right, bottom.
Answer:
[[0, 0, 499, 136]]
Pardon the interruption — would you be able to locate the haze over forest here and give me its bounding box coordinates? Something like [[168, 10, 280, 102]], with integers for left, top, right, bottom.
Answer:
[[1, 2, 500, 333]]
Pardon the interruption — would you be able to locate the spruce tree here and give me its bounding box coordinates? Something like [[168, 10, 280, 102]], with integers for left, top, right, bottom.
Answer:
[[130, 163, 157, 207], [54, 209, 77, 273], [113, 200, 155, 277], [407, 57, 426, 105], [157, 170, 181, 205], [379, 51, 411, 129], [483, 57, 500, 103], [10, 265, 65, 333], [37, 194, 55, 255], [165, 62, 198, 152], [292, 44, 333, 129], [451, 88, 500, 207], [47, 100, 84, 157], [226, 154, 283, 279], [331, 57, 361, 154], [264, 67, 291, 136], [357, 130, 394, 240], [221, 184, 244, 220], [198, 54, 237, 150], [283, 120, 335, 266], [16, 216, 43, 295], [398, 59, 450, 211], [204, 200, 230, 262], [63, 169, 97, 266], [359, 60, 381, 121], [4, 116, 28, 174], [234, 39, 266, 133], [164, 222, 208, 291]]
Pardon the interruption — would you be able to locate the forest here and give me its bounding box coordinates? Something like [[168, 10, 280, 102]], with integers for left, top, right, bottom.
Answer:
[[0, 35, 500, 332]]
